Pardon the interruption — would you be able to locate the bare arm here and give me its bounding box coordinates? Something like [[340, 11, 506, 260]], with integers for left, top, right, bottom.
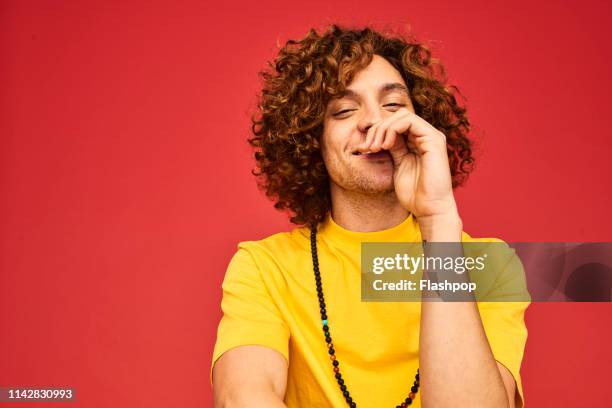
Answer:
[[356, 105, 521, 406], [212, 345, 288, 408], [418, 215, 516, 408]]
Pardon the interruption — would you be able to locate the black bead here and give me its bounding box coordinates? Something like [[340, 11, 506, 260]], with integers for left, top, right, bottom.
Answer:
[[311, 226, 419, 408]]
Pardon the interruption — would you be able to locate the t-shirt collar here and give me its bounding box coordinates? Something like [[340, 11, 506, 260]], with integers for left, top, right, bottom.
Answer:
[[317, 211, 421, 249]]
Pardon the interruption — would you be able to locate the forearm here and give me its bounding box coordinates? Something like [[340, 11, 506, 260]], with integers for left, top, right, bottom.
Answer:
[[418, 214, 510, 408]]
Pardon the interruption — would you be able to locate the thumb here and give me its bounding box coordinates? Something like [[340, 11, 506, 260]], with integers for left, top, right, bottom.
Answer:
[[388, 133, 410, 168]]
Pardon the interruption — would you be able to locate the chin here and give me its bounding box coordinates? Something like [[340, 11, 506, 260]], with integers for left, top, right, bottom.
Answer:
[[330, 162, 395, 194], [356, 175, 395, 195]]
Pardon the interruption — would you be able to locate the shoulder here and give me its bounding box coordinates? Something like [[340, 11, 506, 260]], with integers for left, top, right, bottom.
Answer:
[[222, 225, 313, 296], [461, 231, 530, 302], [224, 225, 311, 283], [234, 225, 311, 260], [460, 230, 517, 267], [461, 230, 506, 244]]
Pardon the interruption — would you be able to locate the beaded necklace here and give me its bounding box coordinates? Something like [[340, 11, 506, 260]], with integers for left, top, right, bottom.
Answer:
[[310, 226, 420, 408]]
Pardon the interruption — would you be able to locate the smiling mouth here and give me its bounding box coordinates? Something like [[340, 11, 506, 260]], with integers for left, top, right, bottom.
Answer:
[[352, 150, 392, 160]]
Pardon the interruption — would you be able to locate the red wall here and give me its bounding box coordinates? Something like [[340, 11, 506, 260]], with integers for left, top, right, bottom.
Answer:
[[1, 1, 611, 406]]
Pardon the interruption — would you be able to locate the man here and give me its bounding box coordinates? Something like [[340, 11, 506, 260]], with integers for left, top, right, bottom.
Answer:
[[211, 24, 529, 407]]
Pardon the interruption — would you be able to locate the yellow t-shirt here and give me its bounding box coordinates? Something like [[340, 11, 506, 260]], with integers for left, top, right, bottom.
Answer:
[[211, 213, 529, 407]]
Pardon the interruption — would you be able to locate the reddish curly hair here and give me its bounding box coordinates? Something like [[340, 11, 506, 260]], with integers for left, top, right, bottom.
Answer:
[[249, 24, 475, 227]]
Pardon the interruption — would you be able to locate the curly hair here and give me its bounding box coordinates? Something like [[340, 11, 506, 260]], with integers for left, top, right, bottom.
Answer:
[[248, 23, 475, 227]]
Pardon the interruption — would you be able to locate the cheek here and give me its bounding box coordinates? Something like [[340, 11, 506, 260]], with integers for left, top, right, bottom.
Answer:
[[321, 139, 344, 170], [320, 139, 336, 170], [320, 138, 342, 177], [321, 123, 350, 157]]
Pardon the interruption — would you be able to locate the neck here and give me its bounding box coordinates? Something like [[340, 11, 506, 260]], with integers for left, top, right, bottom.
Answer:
[[329, 184, 410, 232]]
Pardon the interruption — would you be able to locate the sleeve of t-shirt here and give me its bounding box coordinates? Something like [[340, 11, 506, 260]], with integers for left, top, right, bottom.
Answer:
[[477, 243, 530, 408], [210, 244, 290, 384]]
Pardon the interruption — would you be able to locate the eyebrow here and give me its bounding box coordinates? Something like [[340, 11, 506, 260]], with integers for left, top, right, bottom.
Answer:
[[336, 82, 410, 100]]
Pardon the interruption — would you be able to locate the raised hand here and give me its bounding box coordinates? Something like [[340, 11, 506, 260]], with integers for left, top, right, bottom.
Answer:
[[356, 106, 458, 220]]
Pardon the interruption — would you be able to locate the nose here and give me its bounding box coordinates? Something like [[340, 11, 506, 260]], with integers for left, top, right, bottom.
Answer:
[[357, 105, 384, 134]]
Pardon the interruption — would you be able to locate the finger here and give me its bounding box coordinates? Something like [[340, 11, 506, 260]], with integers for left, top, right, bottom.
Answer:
[[389, 138, 410, 167], [406, 137, 419, 155], [359, 121, 381, 151], [370, 122, 388, 152], [370, 113, 403, 151], [406, 128, 446, 155], [381, 114, 410, 150], [392, 107, 443, 140]]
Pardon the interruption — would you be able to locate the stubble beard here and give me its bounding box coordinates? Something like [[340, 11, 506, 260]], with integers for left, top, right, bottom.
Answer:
[[333, 160, 395, 196]]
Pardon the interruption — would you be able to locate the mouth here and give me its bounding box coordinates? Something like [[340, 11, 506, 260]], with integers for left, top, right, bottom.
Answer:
[[352, 150, 392, 160]]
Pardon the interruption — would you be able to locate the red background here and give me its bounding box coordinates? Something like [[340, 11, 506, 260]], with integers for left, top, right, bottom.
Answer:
[[1, 1, 611, 406]]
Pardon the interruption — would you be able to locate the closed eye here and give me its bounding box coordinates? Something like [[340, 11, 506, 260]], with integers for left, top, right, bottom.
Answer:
[[332, 109, 355, 117], [332, 102, 406, 116]]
